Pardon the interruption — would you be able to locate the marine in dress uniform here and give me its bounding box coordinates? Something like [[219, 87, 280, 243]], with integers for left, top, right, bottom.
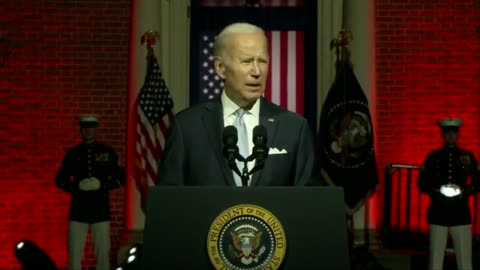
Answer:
[[418, 118, 479, 270], [55, 115, 124, 270]]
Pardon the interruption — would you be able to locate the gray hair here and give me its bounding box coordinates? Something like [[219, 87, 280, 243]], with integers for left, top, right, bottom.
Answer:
[[213, 22, 266, 58]]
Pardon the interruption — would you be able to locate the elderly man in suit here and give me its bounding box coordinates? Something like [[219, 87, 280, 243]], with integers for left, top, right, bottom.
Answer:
[[157, 22, 320, 187]]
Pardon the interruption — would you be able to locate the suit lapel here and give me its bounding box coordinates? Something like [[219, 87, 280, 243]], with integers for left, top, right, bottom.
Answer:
[[202, 100, 236, 186], [251, 98, 279, 186]]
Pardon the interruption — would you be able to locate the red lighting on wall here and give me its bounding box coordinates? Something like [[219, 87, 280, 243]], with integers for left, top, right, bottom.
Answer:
[[376, 0, 480, 230]]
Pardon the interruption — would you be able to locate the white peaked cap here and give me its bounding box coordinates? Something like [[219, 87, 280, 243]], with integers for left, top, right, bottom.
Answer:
[[437, 118, 462, 127], [80, 115, 99, 123]]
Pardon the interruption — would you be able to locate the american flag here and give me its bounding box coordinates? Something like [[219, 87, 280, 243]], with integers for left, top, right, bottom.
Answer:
[[134, 58, 174, 203], [199, 31, 305, 115]]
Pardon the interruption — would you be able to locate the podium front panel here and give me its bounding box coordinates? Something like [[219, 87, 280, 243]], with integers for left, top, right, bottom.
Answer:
[[141, 186, 349, 270]]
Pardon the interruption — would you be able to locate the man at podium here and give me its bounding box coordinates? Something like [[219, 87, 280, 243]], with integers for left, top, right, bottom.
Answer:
[[157, 22, 320, 187]]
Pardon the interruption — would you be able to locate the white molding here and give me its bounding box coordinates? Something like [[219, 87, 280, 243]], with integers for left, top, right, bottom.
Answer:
[[160, 0, 190, 112]]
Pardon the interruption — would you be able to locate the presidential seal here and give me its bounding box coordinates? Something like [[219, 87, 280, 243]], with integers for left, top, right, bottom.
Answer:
[[207, 204, 287, 270], [324, 100, 374, 169]]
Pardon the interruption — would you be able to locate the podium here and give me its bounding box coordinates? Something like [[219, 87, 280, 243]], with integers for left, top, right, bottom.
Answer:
[[140, 186, 349, 270]]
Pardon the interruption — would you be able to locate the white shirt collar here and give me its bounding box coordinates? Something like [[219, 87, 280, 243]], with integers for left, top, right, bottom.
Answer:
[[221, 90, 260, 119]]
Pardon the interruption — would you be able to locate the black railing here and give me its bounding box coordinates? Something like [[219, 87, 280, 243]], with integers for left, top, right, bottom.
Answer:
[[382, 164, 480, 250]]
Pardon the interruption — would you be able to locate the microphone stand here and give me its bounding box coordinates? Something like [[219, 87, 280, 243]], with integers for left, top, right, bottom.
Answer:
[[233, 152, 267, 187], [240, 159, 250, 187], [228, 155, 250, 187], [227, 158, 242, 181], [223, 124, 269, 187]]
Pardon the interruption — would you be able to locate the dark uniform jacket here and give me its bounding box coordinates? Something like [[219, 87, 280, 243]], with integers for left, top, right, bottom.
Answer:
[[418, 146, 479, 226], [55, 141, 124, 223]]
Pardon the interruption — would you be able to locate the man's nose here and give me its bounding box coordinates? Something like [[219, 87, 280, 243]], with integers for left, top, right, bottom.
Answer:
[[250, 61, 261, 77]]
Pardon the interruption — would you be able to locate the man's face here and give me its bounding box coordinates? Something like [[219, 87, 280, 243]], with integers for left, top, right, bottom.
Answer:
[[442, 129, 459, 146], [214, 32, 269, 108], [80, 127, 96, 142]]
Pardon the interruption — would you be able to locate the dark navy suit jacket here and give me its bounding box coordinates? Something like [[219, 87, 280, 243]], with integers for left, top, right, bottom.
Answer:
[[157, 97, 321, 186]]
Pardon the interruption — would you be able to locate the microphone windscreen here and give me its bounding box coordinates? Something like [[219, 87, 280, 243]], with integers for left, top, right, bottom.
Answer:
[[253, 125, 267, 145], [223, 125, 238, 145]]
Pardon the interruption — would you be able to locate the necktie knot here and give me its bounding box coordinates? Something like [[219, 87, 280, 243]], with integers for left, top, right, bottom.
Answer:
[[236, 108, 246, 119]]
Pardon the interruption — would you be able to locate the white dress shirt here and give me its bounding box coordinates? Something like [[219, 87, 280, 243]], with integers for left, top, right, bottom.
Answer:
[[221, 91, 260, 186]]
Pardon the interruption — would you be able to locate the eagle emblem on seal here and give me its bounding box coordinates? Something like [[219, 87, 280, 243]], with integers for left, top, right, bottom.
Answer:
[[229, 225, 266, 265]]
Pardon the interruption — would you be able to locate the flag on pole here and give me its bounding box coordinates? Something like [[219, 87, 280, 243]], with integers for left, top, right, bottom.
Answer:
[[134, 58, 174, 208], [318, 39, 378, 212]]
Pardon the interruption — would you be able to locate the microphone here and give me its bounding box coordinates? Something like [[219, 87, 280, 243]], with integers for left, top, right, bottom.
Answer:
[[223, 126, 238, 161], [222, 126, 243, 178], [247, 125, 269, 170]]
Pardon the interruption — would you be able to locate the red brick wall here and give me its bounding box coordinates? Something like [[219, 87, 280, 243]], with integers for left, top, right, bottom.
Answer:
[[376, 0, 480, 231], [1, 0, 479, 268], [0, 1, 130, 269]]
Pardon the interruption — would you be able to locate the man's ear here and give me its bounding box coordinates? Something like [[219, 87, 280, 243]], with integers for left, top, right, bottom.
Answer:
[[214, 57, 226, 79]]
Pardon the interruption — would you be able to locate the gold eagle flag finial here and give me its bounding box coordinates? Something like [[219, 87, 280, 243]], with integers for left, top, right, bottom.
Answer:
[[140, 30, 160, 61], [330, 29, 353, 68]]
